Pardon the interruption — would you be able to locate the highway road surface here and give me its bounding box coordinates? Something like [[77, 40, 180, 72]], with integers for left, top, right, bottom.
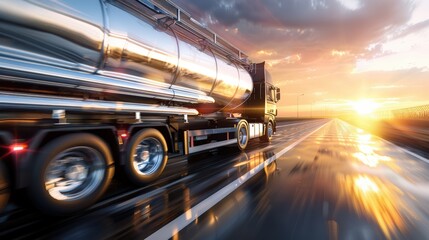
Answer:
[[2, 119, 429, 240]]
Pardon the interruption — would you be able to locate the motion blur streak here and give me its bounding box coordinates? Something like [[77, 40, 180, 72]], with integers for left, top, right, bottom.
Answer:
[[338, 174, 408, 239], [146, 121, 328, 240], [176, 119, 429, 240], [353, 134, 391, 167]]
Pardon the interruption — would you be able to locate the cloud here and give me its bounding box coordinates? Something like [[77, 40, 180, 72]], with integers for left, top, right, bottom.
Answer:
[[171, 0, 426, 116], [371, 85, 404, 89], [267, 54, 302, 67], [175, 0, 413, 48], [396, 19, 429, 38], [173, 0, 415, 82], [353, 25, 429, 73]]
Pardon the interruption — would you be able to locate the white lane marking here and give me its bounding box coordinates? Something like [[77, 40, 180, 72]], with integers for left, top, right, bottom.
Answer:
[[382, 140, 429, 164], [146, 121, 330, 240], [337, 119, 429, 164]]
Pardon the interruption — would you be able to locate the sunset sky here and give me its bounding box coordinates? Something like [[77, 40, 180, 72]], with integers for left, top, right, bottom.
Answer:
[[174, 0, 429, 117]]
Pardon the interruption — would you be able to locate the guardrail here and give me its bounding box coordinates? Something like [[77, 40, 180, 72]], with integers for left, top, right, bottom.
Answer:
[[391, 104, 429, 119], [339, 104, 429, 120]]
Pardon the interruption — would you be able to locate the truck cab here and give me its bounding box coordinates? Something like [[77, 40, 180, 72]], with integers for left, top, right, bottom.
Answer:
[[242, 62, 281, 141]]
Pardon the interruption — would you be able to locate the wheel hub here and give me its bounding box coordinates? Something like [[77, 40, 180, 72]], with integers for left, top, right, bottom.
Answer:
[[44, 146, 105, 201], [133, 138, 163, 176], [140, 150, 150, 162], [65, 163, 88, 181], [238, 124, 248, 147]]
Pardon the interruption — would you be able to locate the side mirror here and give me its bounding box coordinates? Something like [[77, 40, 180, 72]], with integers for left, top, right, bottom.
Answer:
[[276, 88, 281, 102]]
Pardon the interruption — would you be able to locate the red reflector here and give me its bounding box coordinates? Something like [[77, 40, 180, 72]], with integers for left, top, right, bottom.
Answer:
[[11, 144, 26, 152], [118, 130, 128, 139]]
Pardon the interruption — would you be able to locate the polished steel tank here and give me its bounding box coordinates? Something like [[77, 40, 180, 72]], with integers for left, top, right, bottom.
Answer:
[[0, 0, 253, 114]]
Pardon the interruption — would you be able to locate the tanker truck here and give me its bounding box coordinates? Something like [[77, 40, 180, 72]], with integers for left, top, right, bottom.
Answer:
[[0, 0, 280, 215]]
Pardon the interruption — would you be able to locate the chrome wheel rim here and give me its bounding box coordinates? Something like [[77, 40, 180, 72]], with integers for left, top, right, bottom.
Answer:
[[133, 137, 164, 175], [267, 122, 273, 138], [238, 125, 248, 147], [45, 146, 105, 201]]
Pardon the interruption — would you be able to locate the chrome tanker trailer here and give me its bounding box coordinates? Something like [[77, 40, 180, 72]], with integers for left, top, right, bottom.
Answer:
[[0, 0, 280, 215]]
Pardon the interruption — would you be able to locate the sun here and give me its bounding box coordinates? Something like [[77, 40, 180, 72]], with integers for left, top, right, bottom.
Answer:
[[351, 99, 379, 115]]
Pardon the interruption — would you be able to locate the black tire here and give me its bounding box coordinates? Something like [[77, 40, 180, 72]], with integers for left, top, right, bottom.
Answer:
[[28, 133, 114, 215], [237, 120, 249, 150], [124, 128, 168, 185], [260, 121, 274, 142], [0, 161, 10, 213]]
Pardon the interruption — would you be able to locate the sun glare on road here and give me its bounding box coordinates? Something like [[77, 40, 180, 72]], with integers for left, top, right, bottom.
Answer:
[[351, 99, 379, 115]]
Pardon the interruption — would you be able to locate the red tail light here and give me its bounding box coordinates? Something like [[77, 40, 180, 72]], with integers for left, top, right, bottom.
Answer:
[[11, 144, 27, 152]]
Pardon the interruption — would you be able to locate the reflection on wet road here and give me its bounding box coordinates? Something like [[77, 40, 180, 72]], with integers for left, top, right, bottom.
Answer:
[[0, 119, 326, 239], [3, 119, 429, 240], [177, 119, 429, 240]]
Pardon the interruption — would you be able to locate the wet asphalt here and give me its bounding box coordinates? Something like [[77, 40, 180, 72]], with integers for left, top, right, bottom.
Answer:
[[3, 119, 429, 240], [177, 119, 429, 240]]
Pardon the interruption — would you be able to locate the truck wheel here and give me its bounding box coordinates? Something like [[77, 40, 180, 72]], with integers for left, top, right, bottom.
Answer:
[[124, 128, 168, 185], [260, 121, 274, 142], [0, 161, 10, 213], [28, 133, 114, 215], [237, 120, 249, 150]]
